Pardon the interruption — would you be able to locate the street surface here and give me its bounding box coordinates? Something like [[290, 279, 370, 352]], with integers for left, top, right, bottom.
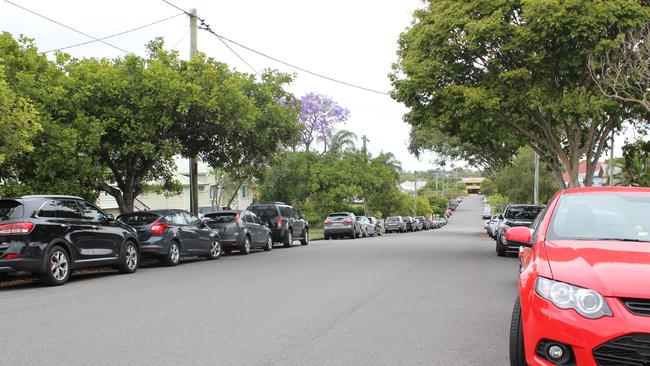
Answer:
[[0, 195, 519, 366]]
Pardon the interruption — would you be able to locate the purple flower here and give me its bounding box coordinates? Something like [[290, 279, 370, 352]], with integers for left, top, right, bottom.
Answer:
[[299, 93, 350, 152]]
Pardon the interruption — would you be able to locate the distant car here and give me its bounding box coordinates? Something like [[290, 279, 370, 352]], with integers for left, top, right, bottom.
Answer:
[[404, 216, 417, 232], [118, 209, 221, 266], [197, 205, 227, 218], [368, 217, 382, 236], [204, 210, 272, 254], [495, 204, 544, 257], [416, 216, 431, 230], [247, 202, 309, 247], [323, 212, 361, 240], [357, 216, 375, 237], [0, 195, 140, 286], [487, 214, 501, 238], [384, 216, 406, 233], [482, 204, 491, 219]]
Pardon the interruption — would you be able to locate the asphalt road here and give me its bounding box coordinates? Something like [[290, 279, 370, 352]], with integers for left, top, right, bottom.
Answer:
[[0, 195, 519, 366]]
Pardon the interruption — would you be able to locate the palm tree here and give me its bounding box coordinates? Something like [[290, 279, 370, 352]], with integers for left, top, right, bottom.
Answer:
[[324, 130, 358, 155], [376, 152, 402, 173]]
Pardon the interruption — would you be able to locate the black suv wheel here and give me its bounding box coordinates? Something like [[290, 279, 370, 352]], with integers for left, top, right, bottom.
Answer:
[[42, 246, 71, 286]]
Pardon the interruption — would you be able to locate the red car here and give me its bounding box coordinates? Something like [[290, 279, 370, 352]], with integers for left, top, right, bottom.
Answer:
[[507, 187, 650, 366]]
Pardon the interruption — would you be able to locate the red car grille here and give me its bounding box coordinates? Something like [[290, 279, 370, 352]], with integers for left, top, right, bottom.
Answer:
[[593, 334, 650, 366], [622, 298, 650, 317]]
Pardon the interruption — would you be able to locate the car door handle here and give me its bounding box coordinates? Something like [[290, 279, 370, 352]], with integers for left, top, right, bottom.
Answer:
[[91, 225, 99, 230], [60, 224, 70, 229]]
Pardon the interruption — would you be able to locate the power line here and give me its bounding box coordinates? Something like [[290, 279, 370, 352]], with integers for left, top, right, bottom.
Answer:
[[162, 1, 258, 74], [42, 13, 185, 54], [160, 0, 390, 95], [2, 0, 132, 54]]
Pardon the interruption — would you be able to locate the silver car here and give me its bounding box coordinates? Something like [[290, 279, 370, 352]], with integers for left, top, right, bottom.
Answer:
[[384, 216, 407, 233]]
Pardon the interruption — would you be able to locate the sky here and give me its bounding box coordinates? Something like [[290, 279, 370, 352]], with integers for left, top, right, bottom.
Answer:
[[1, 0, 442, 171]]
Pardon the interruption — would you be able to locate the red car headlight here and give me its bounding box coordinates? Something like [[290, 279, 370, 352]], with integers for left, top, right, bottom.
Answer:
[[536, 276, 612, 319]]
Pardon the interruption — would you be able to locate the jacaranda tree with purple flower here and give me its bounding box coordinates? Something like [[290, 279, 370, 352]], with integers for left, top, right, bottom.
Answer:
[[299, 93, 350, 152]]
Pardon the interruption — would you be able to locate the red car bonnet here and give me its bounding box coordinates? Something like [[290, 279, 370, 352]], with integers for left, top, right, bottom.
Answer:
[[544, 239, 650, 298]]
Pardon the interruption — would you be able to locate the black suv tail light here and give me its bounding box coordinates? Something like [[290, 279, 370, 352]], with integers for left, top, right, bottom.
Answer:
[[0, 222, 34, 235]]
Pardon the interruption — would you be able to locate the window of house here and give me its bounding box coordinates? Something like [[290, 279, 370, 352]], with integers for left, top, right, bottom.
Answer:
[[241, 186, 250, 198]]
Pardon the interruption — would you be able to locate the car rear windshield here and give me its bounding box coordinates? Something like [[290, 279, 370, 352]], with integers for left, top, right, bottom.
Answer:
[[0, 200, 23, 221], [386, 217, 400, 222], [117, 213, 159, 226], [205, 212, 237, 223], [547, 192, 650, 242], [248, 206, 278, 219], [505, 206, 543, 220], [328, 213, 350, 219]]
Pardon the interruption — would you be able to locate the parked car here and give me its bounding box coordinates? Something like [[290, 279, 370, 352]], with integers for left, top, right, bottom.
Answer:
[[495, 204, 544, 256], [489, 214, 502, 238], [117, 209, 221, 266], [323, 212, 361, 240], [384, 216, 407, 233], [485, 214, 499, 237], [482, 204, 492, 219], [368, 217, 382, 236], [203, 210, 272, 254], [197, 205, 227, 218], [404, 216, 417, 232], [508, 187, 650, 365], [434, 217, 447, 228], [0, 195, 139, 285], [416, 216, 431, 230], [357, 216, 375, 237], [247, 202, 309, 247]]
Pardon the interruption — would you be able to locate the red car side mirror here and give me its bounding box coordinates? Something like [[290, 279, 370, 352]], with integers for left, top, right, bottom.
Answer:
[[505, 226, 533, 248]]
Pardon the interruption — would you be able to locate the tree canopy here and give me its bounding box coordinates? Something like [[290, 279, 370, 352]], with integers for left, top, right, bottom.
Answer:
[[391, 0, 650, 188]]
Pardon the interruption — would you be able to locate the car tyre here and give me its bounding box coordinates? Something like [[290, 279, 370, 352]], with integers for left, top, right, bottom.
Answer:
[[300, 229, 309, 245], [509, 296, 527, 366], [350, 229, 356, 240], [241, 235, 251, 255], [324, 234, 331, 240], [42, 246, 71, 286], [206, 240, 221, 260], [163, 241, 181, 266], [497, 235, 507, 257], [117, 241, 139, 274], [263, 236, 273, 251], [284, 230, 293, 248]]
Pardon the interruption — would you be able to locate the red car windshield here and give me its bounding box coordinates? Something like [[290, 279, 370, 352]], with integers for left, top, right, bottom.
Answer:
[[547, 192, 650, 242]]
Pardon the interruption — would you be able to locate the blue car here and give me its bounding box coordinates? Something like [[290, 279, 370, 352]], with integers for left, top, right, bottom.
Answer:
[[117, 209, 221, 266]]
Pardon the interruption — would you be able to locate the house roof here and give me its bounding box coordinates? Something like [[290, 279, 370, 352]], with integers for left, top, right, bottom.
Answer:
[[562, 162, 605, 183]]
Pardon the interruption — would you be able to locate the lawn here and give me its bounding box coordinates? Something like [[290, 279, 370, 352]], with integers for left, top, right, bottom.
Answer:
[[309, 228, 324, 240]]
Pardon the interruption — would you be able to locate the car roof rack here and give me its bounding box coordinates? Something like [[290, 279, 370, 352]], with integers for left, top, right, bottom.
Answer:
[[21, 195, 84, 200]]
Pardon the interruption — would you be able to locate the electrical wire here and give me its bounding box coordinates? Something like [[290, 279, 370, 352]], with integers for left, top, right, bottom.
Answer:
[[2, 0, 133, 54], [162, 0, 258, 74], [42, 13, 185, 54], [160, 0, 390, 95]]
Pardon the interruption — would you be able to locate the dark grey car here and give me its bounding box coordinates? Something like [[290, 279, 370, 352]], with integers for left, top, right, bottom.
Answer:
[[204, 210, 272, 255], [117, 209, 221, 266]]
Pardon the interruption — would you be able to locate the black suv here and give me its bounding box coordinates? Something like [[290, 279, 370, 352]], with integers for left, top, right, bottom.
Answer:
[[495, 204, 544, 257], [0, 195, 140, 285], [247, 202, 309, 247]]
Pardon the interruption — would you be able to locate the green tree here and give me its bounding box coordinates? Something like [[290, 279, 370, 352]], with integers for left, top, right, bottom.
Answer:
[[0, 33, 107, 200], [0, 64, 40, 168], [492, 148, 560, 204], [391, 0, 649, 188]]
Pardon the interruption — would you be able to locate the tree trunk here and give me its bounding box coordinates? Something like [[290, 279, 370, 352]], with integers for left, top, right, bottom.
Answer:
[[226, 179, 246, 208]]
